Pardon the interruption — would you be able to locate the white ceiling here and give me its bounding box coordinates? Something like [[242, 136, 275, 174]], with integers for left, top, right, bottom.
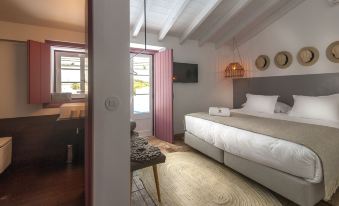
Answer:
[[130, 0, 306, 48], [0, 0, 306, 48]]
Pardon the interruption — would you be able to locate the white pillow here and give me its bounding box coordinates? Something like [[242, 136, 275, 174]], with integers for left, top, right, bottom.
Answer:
[[275, 102, 292, 113], [243, 94, 279, 114], [325, 93, 339, 102], [242, 101, 291, 113], [289, 95, 339, 122]]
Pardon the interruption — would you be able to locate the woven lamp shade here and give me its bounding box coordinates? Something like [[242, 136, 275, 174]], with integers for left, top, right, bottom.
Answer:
[[225, 62, 244, 78]]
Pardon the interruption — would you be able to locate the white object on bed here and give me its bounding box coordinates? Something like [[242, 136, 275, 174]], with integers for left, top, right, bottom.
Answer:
[[235, 108, 339, 129], [325, 93, 339, 105], [275, 101, 292, 113], [185, 109, 324, 183], [243, 94, 278, 114], [208, 107, 230, 117], [327, 93, 339, 99], [289, 95, 339, 123], [243, 101, 292, 114]]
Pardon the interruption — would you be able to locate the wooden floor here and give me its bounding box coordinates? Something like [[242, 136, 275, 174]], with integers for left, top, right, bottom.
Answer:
[[0, 163, 84, 206], [131, 172, 156, 206]]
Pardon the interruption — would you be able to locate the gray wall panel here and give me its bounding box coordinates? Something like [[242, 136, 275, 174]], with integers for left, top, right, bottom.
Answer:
[[233, 73, 339, 108]]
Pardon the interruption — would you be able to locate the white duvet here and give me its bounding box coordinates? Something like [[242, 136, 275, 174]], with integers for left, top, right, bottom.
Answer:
[[184, 109, 339, 183]]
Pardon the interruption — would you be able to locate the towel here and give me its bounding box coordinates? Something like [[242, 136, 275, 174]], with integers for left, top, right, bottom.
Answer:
[[208, 107, 230, 117], [58, 103, 85, 120]]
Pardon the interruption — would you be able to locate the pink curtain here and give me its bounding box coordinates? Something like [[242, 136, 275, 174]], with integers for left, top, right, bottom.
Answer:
[[153, 49, 173, 143]]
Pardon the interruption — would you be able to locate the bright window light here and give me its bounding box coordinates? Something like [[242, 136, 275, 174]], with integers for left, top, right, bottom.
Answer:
[[130, 43, 164, 51]]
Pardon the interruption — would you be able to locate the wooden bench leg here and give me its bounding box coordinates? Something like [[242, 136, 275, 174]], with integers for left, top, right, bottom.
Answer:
[[152, 165, 161, 202]]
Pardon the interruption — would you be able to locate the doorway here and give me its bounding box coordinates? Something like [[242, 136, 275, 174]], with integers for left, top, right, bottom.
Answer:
[[130, 54, 153, 137]]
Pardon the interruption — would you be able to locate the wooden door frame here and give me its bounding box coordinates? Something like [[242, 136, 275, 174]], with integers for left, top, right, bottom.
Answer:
[[130, 48, 160, 138], [130, 53, 154, 138], [85, 0, 93, 205]]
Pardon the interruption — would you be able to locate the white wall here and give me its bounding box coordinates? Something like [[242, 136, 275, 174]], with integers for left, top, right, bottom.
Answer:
[[131, 33, 229, 134], [217, 0, 339, 106], [0, 41, 59, 118], [92, 0, 130, 205], [0, 21, 85, 119]]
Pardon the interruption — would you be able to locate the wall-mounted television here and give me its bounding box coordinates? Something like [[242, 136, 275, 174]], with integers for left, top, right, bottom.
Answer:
[[173, 62, 198, 83]]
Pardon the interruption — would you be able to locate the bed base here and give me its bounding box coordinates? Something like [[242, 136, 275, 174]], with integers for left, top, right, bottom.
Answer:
[[184, 131, 325, 206], [184, 131, 224, 163]]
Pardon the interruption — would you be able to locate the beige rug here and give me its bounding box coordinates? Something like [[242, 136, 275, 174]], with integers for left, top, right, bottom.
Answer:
[[139, 152, 283, 206]]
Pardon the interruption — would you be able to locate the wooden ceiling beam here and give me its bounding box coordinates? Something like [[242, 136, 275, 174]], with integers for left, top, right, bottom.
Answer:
[[236, 0, 306, 46], [158, 0, 191, 41], [198, 0, 252, 47], [132, 0, 151, 38], [132, 12, 144, 37], [215, 0, 280, 49], [179, 0, 222, 45]]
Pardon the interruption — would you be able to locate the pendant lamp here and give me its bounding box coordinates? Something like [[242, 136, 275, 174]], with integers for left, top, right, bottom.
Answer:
[[225, 38, 245, 78]]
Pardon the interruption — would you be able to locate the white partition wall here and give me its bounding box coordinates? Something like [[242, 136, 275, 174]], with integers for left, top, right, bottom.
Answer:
[[91, 0, 130, 205]]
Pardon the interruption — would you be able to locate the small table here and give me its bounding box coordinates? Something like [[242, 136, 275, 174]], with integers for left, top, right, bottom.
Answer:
[[130, 138, 166, 202]]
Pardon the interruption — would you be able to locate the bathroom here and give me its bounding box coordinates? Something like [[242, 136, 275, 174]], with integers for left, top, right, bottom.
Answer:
[[0, 1, 87, 205]]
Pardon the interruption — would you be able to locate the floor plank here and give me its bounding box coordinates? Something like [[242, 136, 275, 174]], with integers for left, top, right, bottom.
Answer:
[[139, 189, 156, 206], [132, 171, 156, 206], [0, 163, 84, 206], [131, 191, 148, 206]]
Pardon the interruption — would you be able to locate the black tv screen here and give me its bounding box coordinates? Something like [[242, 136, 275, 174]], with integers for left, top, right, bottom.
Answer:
[[173, 62, 198, 83]]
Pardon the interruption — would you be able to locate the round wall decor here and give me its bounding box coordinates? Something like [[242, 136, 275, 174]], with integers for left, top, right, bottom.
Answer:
[[297, 47, 319, 66], [274, 51, 292, 69], [255, 55, 270, 71], [326, 41, 339, 63]]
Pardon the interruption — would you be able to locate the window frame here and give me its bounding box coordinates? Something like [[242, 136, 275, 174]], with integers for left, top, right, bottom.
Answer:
[[130, 53, 153, 119], [53, 50, 87, 99]]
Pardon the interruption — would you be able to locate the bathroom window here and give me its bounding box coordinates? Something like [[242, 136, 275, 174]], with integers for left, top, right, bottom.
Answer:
[[53, 50, 88, 99]]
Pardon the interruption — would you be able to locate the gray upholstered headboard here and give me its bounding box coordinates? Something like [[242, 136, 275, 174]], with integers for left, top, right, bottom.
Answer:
[[233, 73, 339, 108]]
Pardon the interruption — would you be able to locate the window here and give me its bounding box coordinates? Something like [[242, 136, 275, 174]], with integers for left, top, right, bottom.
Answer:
[[54, 50, 87, 98], [130, 54, 152, 115]]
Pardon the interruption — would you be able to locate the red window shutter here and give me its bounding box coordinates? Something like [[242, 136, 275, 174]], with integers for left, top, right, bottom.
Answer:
[[154, 49, 174, 143], [40, 43, 51, 103], [28, 40, 41, 104], [28, 40, 51, 104]]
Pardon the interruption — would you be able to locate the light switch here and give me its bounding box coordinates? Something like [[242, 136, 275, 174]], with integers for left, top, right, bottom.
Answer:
[[105, 96, 120, 111]]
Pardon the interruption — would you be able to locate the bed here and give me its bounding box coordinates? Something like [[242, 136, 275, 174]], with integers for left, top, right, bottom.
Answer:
[[184, 73, 339, 206]]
